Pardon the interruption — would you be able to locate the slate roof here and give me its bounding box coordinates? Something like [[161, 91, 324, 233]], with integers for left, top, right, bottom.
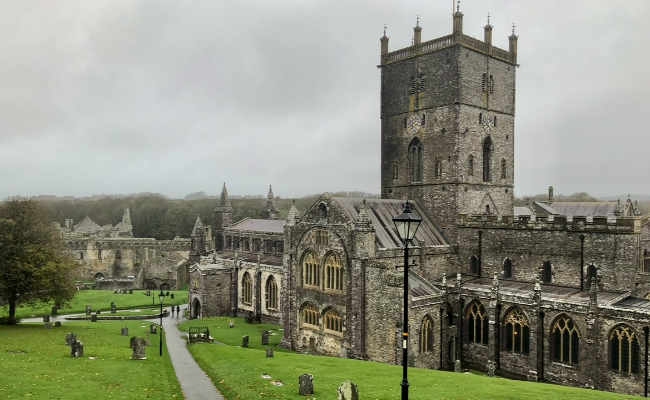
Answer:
[[229, 218, 285, 233], [409, 270, 442, 298], [611, 297, 650, 311], [514, 206, 533, 216], [550, 202, 617, 218], [215, 250, 283, 266], [332, 198, 449, 249]]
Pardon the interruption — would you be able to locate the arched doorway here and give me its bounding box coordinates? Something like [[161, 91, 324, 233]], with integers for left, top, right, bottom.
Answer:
[[192, 298, 201, 319], [160, 283, 170, 291], [94, 273, 105, 280]]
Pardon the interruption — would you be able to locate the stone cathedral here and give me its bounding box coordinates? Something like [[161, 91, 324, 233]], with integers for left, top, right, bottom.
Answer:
[[188, 9, 650, 397]]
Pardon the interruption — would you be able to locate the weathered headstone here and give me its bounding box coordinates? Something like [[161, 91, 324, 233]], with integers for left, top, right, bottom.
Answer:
[[298, 374, 314, 396], [96, 309, 101, 315], [262, 330, 269, 345], [130, 336, 136, 349], [132, 337, 146, 360], [71, 340, 84, 357], [44, 322, 52, 329], [150, 324, 157, 334], [54, 321, 62, 327], [165, 291, 169, 296], [337, 381, 359, 400], [114, 290, 118, 294], [43, 315, 50, 322], [65, 333, 76, 346], [85, 305, 91, 315], [111, 304, 117, 313], [146, 290, 151, 296], [266, 347, 274, 358], [129, 289, 133, 294], [51, 306, 58, 315], [171, 293, 174, 299], [487, 361, 496, 377], [121, 327, 129, 336], [91, 314, 97, 322], [229, 321, 235, 328], [454, 359, 461, 373], [145, 329, 151, 346], [242, 335, 249, 348]]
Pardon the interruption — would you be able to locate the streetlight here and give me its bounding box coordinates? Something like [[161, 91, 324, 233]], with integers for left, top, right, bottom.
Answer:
[[158, 290, 165, 356], [392, 201, 422, 400]]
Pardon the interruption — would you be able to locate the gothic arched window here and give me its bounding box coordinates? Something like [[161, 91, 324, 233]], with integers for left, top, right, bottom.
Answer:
[[504, 308, 530, 354], [542, 261, 552, 283], [409, 138, 423, 183], [302, 303, 319, 327], [483, 137, 492, 182], [470, 256, 479, 275], [551, 315, 580, 364], [503, 258, 513, 279], [242, 272, 252, 305], [586, 265, 597, 289], [467, 302, 489, 345], [266, 276, 278, 310], [610, 325, 640, 374], [324, 253, 343, 291], [324, 309, 343, 333], [420, 316, 434, 353], [468, 155, 474, 176], [303, 252, 320, 287]]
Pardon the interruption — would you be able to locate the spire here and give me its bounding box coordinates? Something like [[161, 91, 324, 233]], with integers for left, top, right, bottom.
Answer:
[[220, 182, 231, 208], [191, 215, 204, 236], [286, 199, 301, 227], [262, 185, 280, 220]]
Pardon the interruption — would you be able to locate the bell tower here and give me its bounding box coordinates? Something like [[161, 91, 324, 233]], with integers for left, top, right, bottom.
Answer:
[[379, 9, 518, 239]]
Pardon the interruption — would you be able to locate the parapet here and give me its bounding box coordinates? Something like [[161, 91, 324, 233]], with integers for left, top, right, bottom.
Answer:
[[458, 214, 641, 234]]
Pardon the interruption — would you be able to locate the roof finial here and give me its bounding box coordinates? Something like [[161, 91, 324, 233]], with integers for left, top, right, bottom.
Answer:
[[512, 23, 516, 34], [457, 0, 461, 12], [416, 15, 419, 27], [487, 13, 490, 25], [383, 24, 387, 36]]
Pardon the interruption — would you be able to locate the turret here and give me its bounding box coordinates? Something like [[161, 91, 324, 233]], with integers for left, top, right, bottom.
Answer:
[[484, 14, 493, 46], [453, 3, 463, 35], [509, 24, 518, 63], [380, 25, 389, 62], [413, 17, 422, 46], [261, 185, 280, 220], [214, 183, 233, 250], [190, 215, 207, 259]]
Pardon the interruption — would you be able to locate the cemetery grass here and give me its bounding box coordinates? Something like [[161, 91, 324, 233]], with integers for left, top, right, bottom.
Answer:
[[187, 345, 639, 400], [0, 321, 182, 399], [0, 290, 188, 320], [178, 317, 290, 352]]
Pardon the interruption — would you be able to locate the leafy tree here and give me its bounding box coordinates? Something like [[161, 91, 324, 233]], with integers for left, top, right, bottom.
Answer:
[[0, 198, 77, 324]]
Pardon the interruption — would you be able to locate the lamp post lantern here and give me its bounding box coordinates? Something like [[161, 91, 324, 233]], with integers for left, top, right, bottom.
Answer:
[[392, 201, 422, 400], [158, 290, 165, 356]]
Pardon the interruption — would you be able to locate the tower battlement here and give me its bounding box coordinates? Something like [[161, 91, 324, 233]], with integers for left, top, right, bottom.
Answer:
[[459, 214, 641, 234]]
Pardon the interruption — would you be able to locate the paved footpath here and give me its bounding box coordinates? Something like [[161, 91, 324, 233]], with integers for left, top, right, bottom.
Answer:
[[158, 306, 225, 400]]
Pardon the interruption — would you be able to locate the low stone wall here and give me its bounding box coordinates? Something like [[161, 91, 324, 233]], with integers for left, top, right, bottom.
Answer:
[[65, 310, 169, 321]]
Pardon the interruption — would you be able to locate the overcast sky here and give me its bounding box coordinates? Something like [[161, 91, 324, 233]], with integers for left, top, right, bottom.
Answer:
[[1, 0, 648, 200]]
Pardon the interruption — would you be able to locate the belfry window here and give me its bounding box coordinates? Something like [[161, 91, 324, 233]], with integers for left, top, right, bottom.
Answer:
[[542, 261, 552, 283], [392, 162, 398, 179], [610, 325, 640, 374], [467, 302, 489, 345], [420, 316, 434, 353], [503, 258, 513, 279], [504, 308, 530, 354], [482, 73, 487, 92], [551, 315, 580, 365], [409, 138, 423, 183], [489, 75, 494, 94], [483, 137, 492, 182], [470, 256, 479, 275], [435, 157, 442, 178]]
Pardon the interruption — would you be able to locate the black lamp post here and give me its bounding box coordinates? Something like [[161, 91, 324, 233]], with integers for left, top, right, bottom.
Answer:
[[392, 201, 422, 400], [158, 290, 165, 356]]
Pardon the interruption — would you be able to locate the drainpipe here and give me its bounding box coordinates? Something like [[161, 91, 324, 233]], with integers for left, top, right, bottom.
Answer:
[[478, 231, 483, 278], [644, 326, 649, 397], [439, 308, 444, 369], [580, 234, 585, 290]]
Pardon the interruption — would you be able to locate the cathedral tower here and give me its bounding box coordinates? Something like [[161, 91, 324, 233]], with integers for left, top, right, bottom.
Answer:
[[379, 9, 518, 238]]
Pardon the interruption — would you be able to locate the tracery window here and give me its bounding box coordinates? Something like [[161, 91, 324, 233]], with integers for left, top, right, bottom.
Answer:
[[314, 230, 329, 246], [420, 316, 434, 353], [266, 276, 278, 310], [303, 252, 320, 287], [503, 258, 513, 279], [302, 303, 319, 327], [610, 325, 640, 374], [483, 137, 492, 182], [324, 309, 343, 333], [551, 315, 580, 364], [469, 256, 479, 275], [242, 272, 252, 305], [468, 155, 474, 176], [324, 253, 343, 291], [409, 138, 423, 183], [467, 302, 489, 345], [504, 308, 530, 354]]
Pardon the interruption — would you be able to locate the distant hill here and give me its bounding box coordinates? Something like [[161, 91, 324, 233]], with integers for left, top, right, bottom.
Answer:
[[598, 194, 650, 201]]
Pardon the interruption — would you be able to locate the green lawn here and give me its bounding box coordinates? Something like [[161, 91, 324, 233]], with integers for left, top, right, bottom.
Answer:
[[1, 290, 188, 320], [0, 321, 182, 399], [180, 319, 641, 400], [178, 317, 289, 351]]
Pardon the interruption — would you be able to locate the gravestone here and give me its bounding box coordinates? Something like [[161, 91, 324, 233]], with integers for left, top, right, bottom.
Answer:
[[54, 321, 61, 327], [71, 340, 84, 357], [43, 315, 50, 323], [114, 290, 118, 294], [65, 333, 76, 346], [131, 337, 146, 360], [51, 306, 58, 315], [166, 291, 169, 296], [266, 347, 274, 358], [96, 309, 101, 315], [44, 322, 52, 329], [298, 374, 314, 396], [129, 289, 133, 294], [454, 359, 461, 373], [171, 293, 174, 299], [150, 324, 157, 334], [91, 314, 97, 322], [121, 327, 129, 336], [147, 290, 151, 296], [130, 336, 136, 349], [145, 329, 151, 346], [487, 361, 496, 377], [111, 304, 117, 313], [229, 321, 235, 328], [262, 330, 269, 345], [86, 305, 91, 315], [337, 381, 359, 400], [242, 335, 249, 348]]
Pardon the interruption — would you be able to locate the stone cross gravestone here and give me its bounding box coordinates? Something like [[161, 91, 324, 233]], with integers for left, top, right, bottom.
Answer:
[[121, 327, 129, 336], [299, 374, 314, 396], [261, 330, 269, 345], [454, 359, 461, 373], [337, 381, 359, 400], [44, 322, 52, 329], [85, 305, 91, 315], [131, 337, 146, 360], [43, 315, 50, 322], [242, 335, 249, 348], [71, 340, 84, 357], [266, 347, 273, 358], [54, 321, 61, 328]]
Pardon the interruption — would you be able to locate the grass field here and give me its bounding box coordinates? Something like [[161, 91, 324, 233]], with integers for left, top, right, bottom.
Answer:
[[1, 290, 188, 320], [0, 321, 182, 399], [180, 319, 641, 400]]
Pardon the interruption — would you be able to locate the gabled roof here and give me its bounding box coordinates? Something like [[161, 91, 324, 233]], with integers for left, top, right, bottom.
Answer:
[[229, 218, 285, 233], [332, 198, 448, 249], [74, 216, 103, 233], [409, 270, 442, 298], [550, 202, 618, 217]]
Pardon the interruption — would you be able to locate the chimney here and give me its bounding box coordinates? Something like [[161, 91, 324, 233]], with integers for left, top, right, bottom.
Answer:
[[548, 186, 554, 204]]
